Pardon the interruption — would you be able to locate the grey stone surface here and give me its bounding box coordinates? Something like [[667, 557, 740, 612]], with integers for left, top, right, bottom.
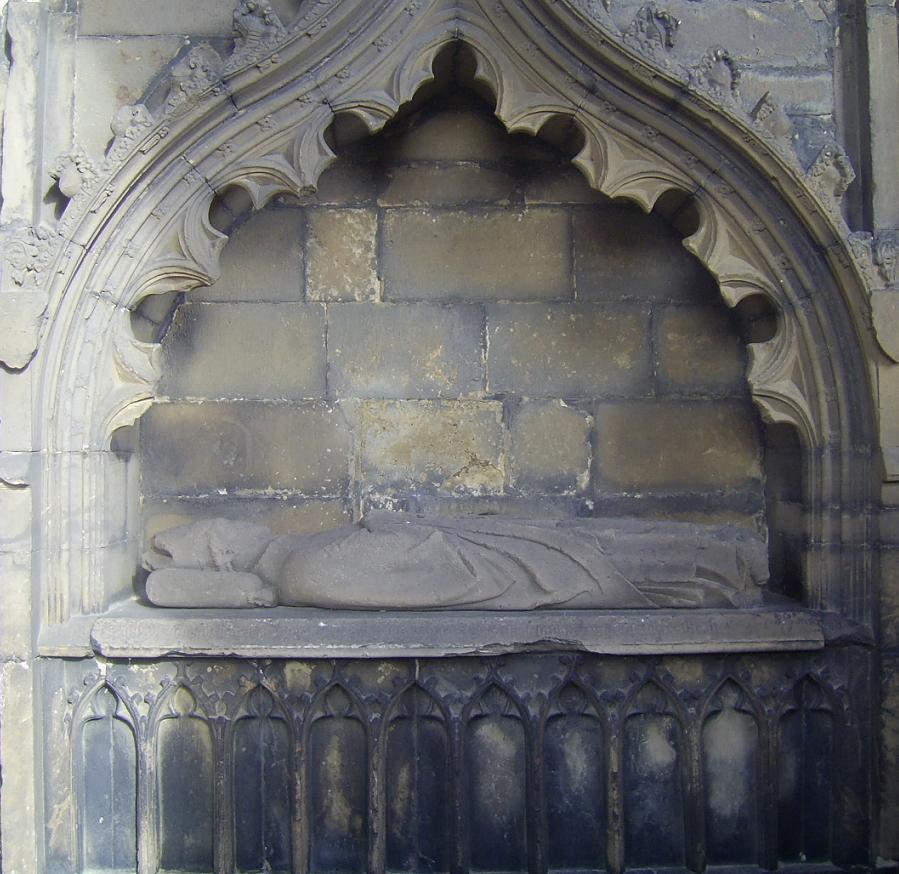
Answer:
[[74, 36, 186, 157], [487, 303, 652, 396], [327, 303, 484, 398], [142, 496, 351, 542], [78, 0, 235, 35], [379, 165, 517, 206]]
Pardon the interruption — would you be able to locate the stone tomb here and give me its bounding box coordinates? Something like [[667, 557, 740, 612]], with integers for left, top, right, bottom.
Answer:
[[15, 3, 885, 871]]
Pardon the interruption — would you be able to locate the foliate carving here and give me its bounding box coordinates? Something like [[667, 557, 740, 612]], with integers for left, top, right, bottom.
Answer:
[[165, 44, 224, 117], [873, 231, 899, 286], [847, 231, 876, 285], [50, 145, 98, 199], [3, 225, 55, 287], [225, 0, 287, 73], [750, 91, 794, 152], [806, 141, 856, 210], [623, 3, 680, 62], [110, 103, 154, 142], [691, 46, 740, 105]]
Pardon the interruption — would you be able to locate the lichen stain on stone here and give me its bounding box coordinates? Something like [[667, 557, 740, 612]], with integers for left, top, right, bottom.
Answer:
[[559, 728, 591, 796], [472, 718, 523, 813], [703, 708, 754, 819], [282, 662, 315, 691], [632, 717, 678, 779], [322, 733, 361, 835], [389, 760, 412, 831]]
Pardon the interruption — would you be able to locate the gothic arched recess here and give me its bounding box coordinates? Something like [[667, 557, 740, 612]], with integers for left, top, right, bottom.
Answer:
[[31, 0, 876, 631]]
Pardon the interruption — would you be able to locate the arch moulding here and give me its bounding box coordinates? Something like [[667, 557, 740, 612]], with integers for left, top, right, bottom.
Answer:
[[29, 0, 878, 641]]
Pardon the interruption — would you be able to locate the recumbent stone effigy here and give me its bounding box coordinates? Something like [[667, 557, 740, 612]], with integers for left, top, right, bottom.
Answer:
[[143, 512, 770, 610]]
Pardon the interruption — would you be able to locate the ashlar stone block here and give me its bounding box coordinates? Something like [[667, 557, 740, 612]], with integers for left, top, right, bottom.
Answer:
[[360, 400, 505, 494], [594, 400, 763, 490], [574, 205, 719, 303], [383, 209, 570, 301], [510, 400, 593, 495], [306, 208, 379, 302], [655, 305, 746, 393], [141, 401, 352, 496], [159, 303, 326, 399], [487, 303, 652, 397], [198, 208, 304, 302], [328, 303, 484, 398], [78, 0, 234, 36], [379, 165, 516, 206], [143, 497, 351, 543], [392, 109, 517, 162]]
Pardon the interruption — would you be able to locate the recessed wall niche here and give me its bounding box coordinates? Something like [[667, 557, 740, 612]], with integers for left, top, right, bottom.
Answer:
[[134, 76, 797, 599]]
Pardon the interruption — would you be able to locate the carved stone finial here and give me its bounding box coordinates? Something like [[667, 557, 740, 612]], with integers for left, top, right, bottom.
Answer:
[[806, 141, 855, 205], [750, 91, 793, 144], [165, 43, 224, 117], [226, 0, 287, 71], [874, 231, 899, 286], [623, 3, 680, 61], [3, 225, 54, 288], [691, 46, 740, 104]]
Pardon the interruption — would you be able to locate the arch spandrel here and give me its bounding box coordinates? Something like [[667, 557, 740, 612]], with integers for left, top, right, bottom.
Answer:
[[32, 0, 877, 630]]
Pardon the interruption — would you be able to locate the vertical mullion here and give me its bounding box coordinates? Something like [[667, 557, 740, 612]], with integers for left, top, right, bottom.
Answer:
[[213, 718, 233, 874], [370, 704, 387, 874], [606, 709, 624, 874], [529, 710, 547, 874], [683, 721, 705, 873]]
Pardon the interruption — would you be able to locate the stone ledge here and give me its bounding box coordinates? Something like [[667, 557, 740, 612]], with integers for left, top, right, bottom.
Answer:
[[79, 603, 834, 659]]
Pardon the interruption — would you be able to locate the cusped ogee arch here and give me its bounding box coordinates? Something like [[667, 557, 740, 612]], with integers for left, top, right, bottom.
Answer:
[[34, 0, 877, 628]]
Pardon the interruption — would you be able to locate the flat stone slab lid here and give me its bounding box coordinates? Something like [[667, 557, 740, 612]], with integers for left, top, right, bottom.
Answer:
[[87, 603, 831, 658]]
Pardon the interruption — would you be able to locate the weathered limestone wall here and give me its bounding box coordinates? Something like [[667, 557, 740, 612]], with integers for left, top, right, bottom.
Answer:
[[137, 95, 766, 553]]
